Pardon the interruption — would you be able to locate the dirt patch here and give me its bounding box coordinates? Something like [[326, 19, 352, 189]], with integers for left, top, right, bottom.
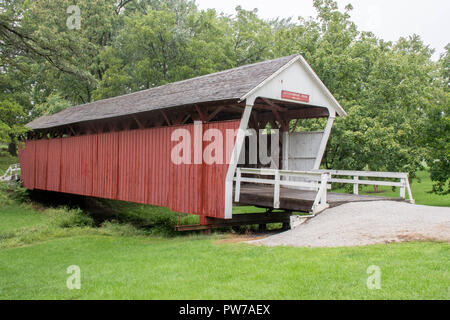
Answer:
[[30, 202, 47, 212], [250, 201, 450, 248], [215, 234, 270, 244]]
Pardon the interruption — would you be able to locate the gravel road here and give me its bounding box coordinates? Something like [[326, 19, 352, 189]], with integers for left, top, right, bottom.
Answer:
[[250, 201, 450, 248]]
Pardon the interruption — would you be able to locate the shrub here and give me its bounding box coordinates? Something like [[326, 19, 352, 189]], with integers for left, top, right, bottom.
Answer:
[[100, 221, 148, 237], [45, 207, 94, 228], [9, 181, 30, 203], [89, 199, 199, 236], [0, 182, 13, 206], [0, 180, 30, 206]]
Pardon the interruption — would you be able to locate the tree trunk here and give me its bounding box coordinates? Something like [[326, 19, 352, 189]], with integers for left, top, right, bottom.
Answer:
[[8, 141, 17, 157]]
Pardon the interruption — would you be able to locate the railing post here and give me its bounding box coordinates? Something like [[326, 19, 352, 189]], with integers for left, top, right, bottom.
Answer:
[[234, 168, 241, 202], [404, 174, 414, 204], [353, 175, 359, 195], [400, 177, 406, 199], [320, 173, 328, 205], [273, 170, 280, 209]]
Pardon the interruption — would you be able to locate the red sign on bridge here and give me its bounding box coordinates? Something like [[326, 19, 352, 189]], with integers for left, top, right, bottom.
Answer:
[[281, 90, 310, 103]]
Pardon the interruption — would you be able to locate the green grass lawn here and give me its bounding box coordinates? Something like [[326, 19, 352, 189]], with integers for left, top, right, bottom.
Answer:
[[0, 186, 449, 300], [0, 204, 47, 233], [0, 235, 448, 300], [0, 151, 448, 299]]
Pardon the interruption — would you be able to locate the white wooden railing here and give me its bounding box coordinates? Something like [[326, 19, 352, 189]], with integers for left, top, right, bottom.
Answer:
[[233, 167, 414, 215], [234, 168, 330, 214], [313, 169, 414, 204], [0, 164, 21, 182]]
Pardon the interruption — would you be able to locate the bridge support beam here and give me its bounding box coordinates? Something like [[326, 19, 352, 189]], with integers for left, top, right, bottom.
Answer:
[[224, 104, 253, 220]]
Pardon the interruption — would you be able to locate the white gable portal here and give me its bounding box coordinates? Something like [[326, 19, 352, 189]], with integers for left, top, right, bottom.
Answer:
[[225, 55, 345, 219], [241, 55, 346, 117]]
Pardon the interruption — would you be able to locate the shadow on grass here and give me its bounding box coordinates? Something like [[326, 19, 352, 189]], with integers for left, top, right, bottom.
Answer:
[[26, 190, 291, 237], [27, 190, 199, 236]]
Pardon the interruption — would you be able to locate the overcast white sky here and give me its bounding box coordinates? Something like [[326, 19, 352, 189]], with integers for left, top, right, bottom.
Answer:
[[195, 0, 449, 60]]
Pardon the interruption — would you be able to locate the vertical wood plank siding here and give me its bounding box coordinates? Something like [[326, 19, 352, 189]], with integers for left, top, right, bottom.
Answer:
[[18, 120, 239, 219]]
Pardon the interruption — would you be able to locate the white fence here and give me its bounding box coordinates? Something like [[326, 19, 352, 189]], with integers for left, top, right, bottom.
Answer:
[[234, 168, 330, 215], [0, 164, 21, 182], [234, 167, 414, 215], [314, 169, 414, 204]]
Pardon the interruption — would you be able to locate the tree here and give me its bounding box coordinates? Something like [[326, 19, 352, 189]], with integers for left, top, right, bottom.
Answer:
[[0, 0, 447, 194], [0, 98, 28, 156], [272, 0, 442, 186], [0, 57, 33, 156], [229, 6, 274, 66], [0, 0, 126, 104], [422, 45, 449, 194], [32, 93, 72, 118], [93, 4, 276, 100]]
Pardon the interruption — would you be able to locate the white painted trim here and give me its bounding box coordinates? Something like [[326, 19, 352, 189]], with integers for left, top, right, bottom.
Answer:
[[314, 169, 414, 202], [329, 178, 404, 188], [224, 105, 253, 219], [239, 55, 301, 102], [234, 168, 241, 202], [232, 167, 414, 213], [406, 180, 415, 204], [238, 167, 322, 176], [400, 178, 406, 199], [298, 56, 347, 117], [273, 171, 281, 208], [282, 131, 289, 171], [353, 176, 359, 195], [234, 177, 322, 189], [313, 169, 409, 179], [240, 54, 346, 117], [312, 173, 330, 214], [0, 163, 21, 182], [313, 115, 335, 169]]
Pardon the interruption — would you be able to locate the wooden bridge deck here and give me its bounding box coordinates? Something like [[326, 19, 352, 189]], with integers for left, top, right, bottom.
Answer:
[[238, 184, 403, 212]]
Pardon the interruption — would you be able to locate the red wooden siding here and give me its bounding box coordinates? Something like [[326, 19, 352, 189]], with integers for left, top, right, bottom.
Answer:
[[18, 120, 239, 219], [19, 139, 36, 190]]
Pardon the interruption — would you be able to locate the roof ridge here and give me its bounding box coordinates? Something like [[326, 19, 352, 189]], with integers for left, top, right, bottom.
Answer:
[[158, 54, 300, 88], [53, 54, 300, 112], [27, 54, 301, 129]]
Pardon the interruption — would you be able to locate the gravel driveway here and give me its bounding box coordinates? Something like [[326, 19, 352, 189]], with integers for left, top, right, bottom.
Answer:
[[250, 201, 450, 248]]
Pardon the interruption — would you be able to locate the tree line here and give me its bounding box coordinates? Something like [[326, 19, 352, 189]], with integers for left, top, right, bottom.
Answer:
[[0, 0, 448, 194]]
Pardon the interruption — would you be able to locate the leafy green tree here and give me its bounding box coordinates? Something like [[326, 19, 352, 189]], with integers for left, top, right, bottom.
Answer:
[[32, 93, 72, 118], [273, 0, 443, 188], [229, 6, 274, 66], [183, 9, 235, 75], [93, 4, 276, 100], [1, 0, 125, 104], [93, 5, 189, 99], [422, 46, 449, 194], [0, 99, 28, 156], [0, 0, 447, 193], [441, 44, 450, 87], [0, 58, 33, 156], [424, 100, 449, 194]]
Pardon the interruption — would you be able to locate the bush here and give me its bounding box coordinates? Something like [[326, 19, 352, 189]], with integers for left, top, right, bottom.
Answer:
[[0, 180, 30, 206], [88, 199, 199, 236], [99, 221, 148, 237], [0, 182, 12, 206], [9, 181, 30, 203], [45, 207, 94, 228]]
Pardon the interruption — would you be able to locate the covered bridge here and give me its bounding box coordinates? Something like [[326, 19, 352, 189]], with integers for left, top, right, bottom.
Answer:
[[19, 54, 413, 229]]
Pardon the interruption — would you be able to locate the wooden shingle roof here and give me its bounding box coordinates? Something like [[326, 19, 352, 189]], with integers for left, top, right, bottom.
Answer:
[[27, 54, 300, 130]]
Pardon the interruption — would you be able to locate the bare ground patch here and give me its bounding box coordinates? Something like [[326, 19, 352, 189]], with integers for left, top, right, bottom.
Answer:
[[250, 201, 450, 248], [214, 233, 271, 244]]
